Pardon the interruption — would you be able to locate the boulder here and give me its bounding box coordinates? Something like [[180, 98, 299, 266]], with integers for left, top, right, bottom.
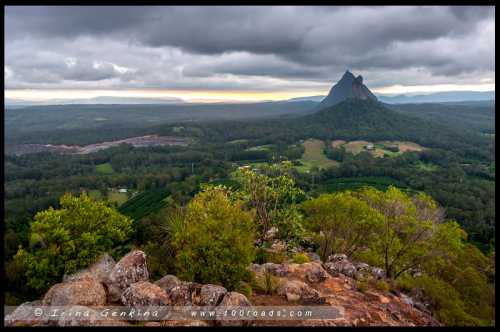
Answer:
[[324, 260, 356, 278], [168, 281, 203, 306], [371, 267, 386, 280], [216, 292, 252, 327], [263, 263, 288, 277], [5, 301, 46, 327], [154, 275, 181, 293], [305, 262, 329, 283], [63, 253, 116, 284], [51, 305, 100, 327], [197, 284, 227, 306], [277, 280, 325, 304], [306, 252, 321, 262], [328, 253, 347, 263], [106, 250, 149, 303], [43, 277, 107, 306], [121, 281, 171, 306]]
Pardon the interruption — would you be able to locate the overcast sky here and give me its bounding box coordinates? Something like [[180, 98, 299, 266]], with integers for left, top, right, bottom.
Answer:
[[5, 6, 495, 102]]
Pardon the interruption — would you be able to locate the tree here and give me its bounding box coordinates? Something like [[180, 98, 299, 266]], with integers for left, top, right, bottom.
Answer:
[[232, 161, 305, 245], [172, 185, 255, 290], [14, 192, 133, 293], [356, 186, 465, 279], [302, 191, 384, 260]]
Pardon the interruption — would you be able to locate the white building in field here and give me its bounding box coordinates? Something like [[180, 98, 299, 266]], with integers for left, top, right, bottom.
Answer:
[[118, 188, 128, 193], [365, 144, 374, 150]]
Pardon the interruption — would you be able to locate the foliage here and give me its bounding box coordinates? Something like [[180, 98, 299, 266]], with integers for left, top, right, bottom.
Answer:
[[302, 191, 383, 260], [172, 185, 255, 290], [355, 186, 465, 279], [374, 279, 390, 293], [232, 161, 305, 245], [13, 193, 133, 293], [250, 270, 281, 295], [236, 281, 253, 298], [292, 252, 310, 264]]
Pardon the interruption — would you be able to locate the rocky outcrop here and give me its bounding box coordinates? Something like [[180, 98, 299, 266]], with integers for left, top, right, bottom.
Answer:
[[7, 250, 441, 327], [63, 253, 116, 284], [121, 281, 171, 306], [106, 250, 149, 303], [42, 277, 107, 306]]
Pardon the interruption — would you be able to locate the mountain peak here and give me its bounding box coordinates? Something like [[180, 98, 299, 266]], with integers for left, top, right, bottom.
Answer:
[[318, 71, 377, 109]]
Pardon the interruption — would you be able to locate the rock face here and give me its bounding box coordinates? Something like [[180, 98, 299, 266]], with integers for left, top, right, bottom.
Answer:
[[216, 292, 252, 327], [121, 281, 171, 306], [63, 253, 116, 284], [318, 70, 378, 109], [324, 254, 357, 278], [43, 277, 107, 306], [106, 250, 149, 303]]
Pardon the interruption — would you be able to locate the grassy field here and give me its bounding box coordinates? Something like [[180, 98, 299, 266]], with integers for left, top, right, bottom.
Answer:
[[107, 191, 129, 205], [333, 140, 426, 158], [95, 163, 114, 174], [88, 190, 103, 200], [319, 176, 417, 194], [246, 144, 275, 151], [119, 189, 169, 220], [298, 139, 338, 172], [228, 139, 249, 145]]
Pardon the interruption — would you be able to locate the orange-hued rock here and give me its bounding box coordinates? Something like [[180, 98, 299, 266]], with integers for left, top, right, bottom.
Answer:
[[42, 276, 107, 306]]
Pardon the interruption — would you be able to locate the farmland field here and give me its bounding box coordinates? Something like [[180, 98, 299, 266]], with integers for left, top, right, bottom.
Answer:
[[107, 191, 129, 205], [95, 163, 114, 174], [299, 139, 338, 172]]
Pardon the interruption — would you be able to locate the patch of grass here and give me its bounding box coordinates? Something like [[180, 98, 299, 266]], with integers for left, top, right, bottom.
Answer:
[[228, 139, 249, 145], [299, 139, 338, 172], [374, 279, 390, 293], [95, 163, 114, 174], [107, 191, 128, 206], [88, 190, 103, 200], [416, 161, 439, 172]]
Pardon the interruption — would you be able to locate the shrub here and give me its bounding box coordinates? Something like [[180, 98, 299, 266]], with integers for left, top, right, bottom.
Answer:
[[173, 186, 255, 290], [374, 279, 390, 293], [356, 280, 369, 293], [237, 281, 253, 298], [250, 270, 281, 295], [292, 252, 310, 264]]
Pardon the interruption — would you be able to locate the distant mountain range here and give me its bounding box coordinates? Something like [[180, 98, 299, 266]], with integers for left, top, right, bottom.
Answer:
[[5, 96, 186, 107]]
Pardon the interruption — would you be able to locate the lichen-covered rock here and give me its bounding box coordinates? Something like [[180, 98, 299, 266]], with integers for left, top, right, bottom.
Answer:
[[106, 250, 149, 303], [370, 267, 386, 280], [262, 263, 288, 277], [216, 292, 252, 327], [63, 253, 116, 284], [328, 253, 348, 263], [197, 284, 227, 306], [277, 280, 325, 304], [154, 275, 181, 293], [4, 301, 46, 327], [121, 281, 171, 306], [43, 277, 107, 306], [324, 260, 356, 278], [305, 262, 329, 283], [218, 291, 251, 307], [165, 282, 202, 306], [306, 252, 321, 262]]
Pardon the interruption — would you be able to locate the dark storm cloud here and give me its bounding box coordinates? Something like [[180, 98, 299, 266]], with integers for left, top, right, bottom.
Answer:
[[5, 6, 495, 91]]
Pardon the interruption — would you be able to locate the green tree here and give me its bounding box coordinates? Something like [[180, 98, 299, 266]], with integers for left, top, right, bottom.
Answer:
[[14, 192, 133, 293], [302, 191, 384, 260], [172, 185, 255, 290], [356, 186, 464, 279], [232, 161, 305, 245]]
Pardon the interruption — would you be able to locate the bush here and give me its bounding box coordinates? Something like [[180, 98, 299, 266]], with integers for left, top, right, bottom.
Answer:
[[374, 280, 390, 293], [14, 193, 133, 293], [356, 280, 369, 293], [236, 281, 253, 298], [250, 271, 281, 295], [292, 252, 310, 264], [173, 186, 255, 290], [254, 248, 269, 264]]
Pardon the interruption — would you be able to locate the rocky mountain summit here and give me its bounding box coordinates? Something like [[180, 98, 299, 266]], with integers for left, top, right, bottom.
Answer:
[[318, 70, 378, 109], [5, 250, 440, 327]]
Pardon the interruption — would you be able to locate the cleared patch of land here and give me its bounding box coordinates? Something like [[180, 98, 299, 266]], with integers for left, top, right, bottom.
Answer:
[[298, 139, 338, 172], [415, 161, 439, 172], [331, 139, 346, 148], [332, 140, 426, 158], [246, 144, 275, 152], [95, 163, 114, 174], [107, 191, 129, 206]]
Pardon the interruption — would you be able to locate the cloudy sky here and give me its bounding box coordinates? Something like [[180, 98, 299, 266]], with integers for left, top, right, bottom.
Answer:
[[5, 6, 495, 102]]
